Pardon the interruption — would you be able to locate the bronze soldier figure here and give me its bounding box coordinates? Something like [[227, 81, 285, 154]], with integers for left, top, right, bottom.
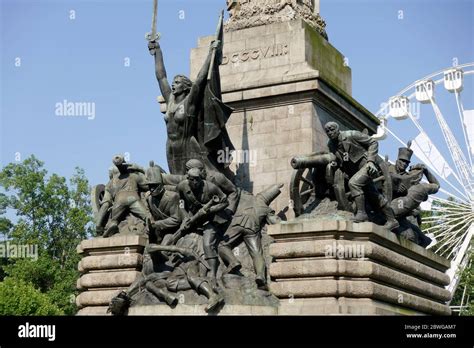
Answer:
[[185, 158, 240, 215], [100, 155, 151, 237], [108, 233, 224, 315], [389, 144, 417, 199], [145, 161, 182, 243], [175, 167, 229, 282], [94, 166, 119, 235], [324, 122, 399, 230], [389, 144, 440, 246], [218, 184, 283, 289]]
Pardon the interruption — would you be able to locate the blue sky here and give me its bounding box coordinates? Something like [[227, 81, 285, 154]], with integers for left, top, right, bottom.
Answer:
[[1, 0, 473, 196]]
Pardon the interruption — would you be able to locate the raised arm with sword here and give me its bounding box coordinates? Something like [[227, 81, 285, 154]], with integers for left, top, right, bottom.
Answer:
[[146, 0, 161, 52]]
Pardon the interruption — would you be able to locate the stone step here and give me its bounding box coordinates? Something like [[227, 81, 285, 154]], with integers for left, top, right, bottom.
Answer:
[[77, 235, 148, 255], [277, 297, 427, 315], [128, 304, 278, 316], [76, 306, 110, 316], [270, 259, 450, 302], [76, 289, 125, 308], [270, 240, 450, 286], [78, 270, 141, 289], [79, 253, 143, 272], [268, 220, 451, 272], [270, 279, 451, 315]]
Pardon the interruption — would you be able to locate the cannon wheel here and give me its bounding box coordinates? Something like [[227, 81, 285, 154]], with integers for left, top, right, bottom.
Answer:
[[333, 168, 355, 213], [290, 168, 316, 217], [91, 184, 105, 218], [333, 159, 393, 213]]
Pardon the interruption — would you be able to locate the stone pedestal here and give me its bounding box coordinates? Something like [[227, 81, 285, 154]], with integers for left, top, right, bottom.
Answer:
[[189, 19, 379, 219], [128, 304, 277, 316], [267, 219, 452, 315], [76, 235, 147, 315], [76, 221, 451, 316]]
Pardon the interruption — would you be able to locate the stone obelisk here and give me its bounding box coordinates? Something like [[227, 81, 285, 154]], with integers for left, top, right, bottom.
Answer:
[[189, 0, 379, 219]]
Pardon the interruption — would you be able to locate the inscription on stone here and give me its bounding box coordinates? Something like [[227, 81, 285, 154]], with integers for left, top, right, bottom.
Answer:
[[222, 43, 289, 65]]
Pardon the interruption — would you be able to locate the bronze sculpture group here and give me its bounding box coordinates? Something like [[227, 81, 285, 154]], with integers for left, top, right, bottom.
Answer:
[[96, 7, 440, 315], [290, 122, 438, 247], [103, 154, 282, 314]]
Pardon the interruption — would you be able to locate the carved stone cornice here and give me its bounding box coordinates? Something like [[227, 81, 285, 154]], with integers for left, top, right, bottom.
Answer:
[[225, 0, 327, 40]]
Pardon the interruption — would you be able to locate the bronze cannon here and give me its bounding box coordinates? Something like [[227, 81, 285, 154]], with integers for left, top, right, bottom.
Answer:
[[289, 152, 392, 217]]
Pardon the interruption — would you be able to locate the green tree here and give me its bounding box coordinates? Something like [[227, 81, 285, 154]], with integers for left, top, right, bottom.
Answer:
[[451, 247, 473, 316], [0, 277, 62, 315], [0, 155, 94, 315]]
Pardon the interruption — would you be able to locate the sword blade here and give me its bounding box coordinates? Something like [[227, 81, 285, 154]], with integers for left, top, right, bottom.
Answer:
[[151, 0, 158, 37]]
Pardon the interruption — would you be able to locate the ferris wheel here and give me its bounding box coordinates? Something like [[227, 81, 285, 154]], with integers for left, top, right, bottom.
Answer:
[[374, 62, 474, 299]]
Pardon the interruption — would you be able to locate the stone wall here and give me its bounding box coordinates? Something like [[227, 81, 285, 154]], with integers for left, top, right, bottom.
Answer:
[[76, 235, 147, 315], [187, 19, 379, 219], [267, 219, 452, 315]]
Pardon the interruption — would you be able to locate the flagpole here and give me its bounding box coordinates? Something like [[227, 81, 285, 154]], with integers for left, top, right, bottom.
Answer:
[[208, 10, 224, 81]]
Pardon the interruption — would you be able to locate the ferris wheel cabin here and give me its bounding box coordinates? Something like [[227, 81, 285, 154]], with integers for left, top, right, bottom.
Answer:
[[389, 96, 409, 120], [415, 80, 435, 103], [443, 68, 464, 93]]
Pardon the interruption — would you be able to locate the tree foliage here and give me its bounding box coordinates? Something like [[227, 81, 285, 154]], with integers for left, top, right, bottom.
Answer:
[[0, 155, 94, 315], [451, 247, 473, 316], [0, 277, 62, 315]]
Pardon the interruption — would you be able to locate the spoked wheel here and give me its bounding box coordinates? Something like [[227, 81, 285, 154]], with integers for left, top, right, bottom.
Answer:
[[290, 168, 316, 217], [91, 184, 105, 218], [333, 168, 355, 213]]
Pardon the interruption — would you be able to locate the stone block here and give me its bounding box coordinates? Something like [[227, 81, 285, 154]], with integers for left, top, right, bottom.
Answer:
[[278, 298, 426, 315], [264, 105, 290, 120], [78, 270, 141, 289], [76, 306, 110, 316], [247, 108, 265, 123], [289, 128, 312, 143], [278, 298, 342, 315], [257, 146, 278, 160], [275, 156, 292, 171], [269, 239, 450, 286], [276, 117, 301, 133], [79, 253, 143, 272], [76, 289, 124, 308], [277, 170, 294, 184], [270, 259, 450, 302], [252, 172, 277, 188], [79, 235, 148, 255], [250, 120, 276, 134], [223, 91, 244, 104], [300, 114, 313, 129], [275, 143, 303, 159], [270, 279, 450, 315], [268, 220, 450, 272], [266, 218, 452, 315], [128, 304, 278, 316], [246, 34, 276, 50]]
